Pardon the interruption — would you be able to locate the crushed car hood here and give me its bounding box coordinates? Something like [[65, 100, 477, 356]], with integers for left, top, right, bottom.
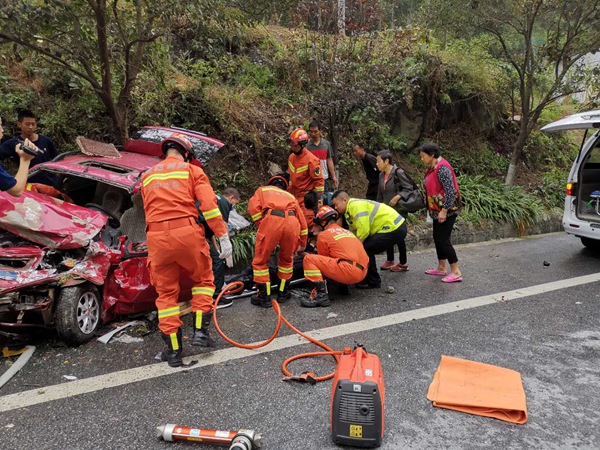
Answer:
[[0, 190, 107, 249]]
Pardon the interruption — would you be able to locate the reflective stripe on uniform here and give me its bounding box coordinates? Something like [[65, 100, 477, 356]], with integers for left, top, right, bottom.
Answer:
[[143, 171, 189, 187], [333, 233, 355, 240], [278, 266, 294, 274], [369, 203, 380, 224], [170, 332, 180, 351], [195, 310, 203, 329], [253, 269, 269, 277], [288, 161, 296, 173], [315, 186, 324, 193], [192, 286, 215, 297], [296, 165, 309, 173], [279, 278, 287, 292], [261, 187, 296, 199], [203, 208, 222, 220], [394, 215, 405, 225], [300, 229, 308, 236], [252, 212, 263, 221], [158, 306, 180, 319], [304, 269, 322, 277]]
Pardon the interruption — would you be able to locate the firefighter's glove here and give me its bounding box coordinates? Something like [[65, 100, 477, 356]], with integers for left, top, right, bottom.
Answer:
[[218, 234, 233, 261]]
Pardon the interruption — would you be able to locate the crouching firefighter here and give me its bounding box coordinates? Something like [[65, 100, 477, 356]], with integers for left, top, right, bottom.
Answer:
[[301, 206, 369, 307], [141, 133, 233, 367], [248, 175, 308, 307]]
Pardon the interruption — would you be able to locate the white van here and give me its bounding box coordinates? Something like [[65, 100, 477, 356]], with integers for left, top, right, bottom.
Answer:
[[541, 110, 600, 250]]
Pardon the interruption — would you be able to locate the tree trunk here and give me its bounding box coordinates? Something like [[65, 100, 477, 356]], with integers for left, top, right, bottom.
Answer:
[[504, 120, 529, 185], [103, 98, 128, 145], [337, 0, 346, 36]]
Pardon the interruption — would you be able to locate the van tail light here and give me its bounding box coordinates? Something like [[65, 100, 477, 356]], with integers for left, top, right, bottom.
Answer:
[[566, 182, 577, 196]]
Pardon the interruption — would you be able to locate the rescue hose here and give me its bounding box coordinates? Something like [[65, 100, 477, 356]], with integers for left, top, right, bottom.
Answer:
[[213, 282, 342, 383]]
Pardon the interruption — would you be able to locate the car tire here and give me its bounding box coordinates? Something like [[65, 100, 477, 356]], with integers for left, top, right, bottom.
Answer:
[[581, 237, 600, 251], [56, 284, 102, 346]]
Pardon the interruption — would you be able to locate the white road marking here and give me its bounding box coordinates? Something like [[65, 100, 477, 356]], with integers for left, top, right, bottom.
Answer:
[[1, 272, 599, 413]]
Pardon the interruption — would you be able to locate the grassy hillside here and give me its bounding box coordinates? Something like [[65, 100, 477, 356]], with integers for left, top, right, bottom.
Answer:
[[0, 25, 580, 222]]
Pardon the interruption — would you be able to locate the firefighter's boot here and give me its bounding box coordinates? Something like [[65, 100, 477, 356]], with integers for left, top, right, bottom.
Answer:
[[276, 279, 291, 304], [191, 310, 216, 348], [160, 329, 183, 367], [301, 281, 330, 308], [251, 283, 272, 308]]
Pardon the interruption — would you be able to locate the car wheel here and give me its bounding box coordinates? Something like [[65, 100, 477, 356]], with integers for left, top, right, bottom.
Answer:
[[56, 284, 102, 346], [581, 237, 600, 251]]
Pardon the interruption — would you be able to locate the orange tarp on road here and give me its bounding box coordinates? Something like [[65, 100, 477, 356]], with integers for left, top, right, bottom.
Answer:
[[427, 355, 528, 424]]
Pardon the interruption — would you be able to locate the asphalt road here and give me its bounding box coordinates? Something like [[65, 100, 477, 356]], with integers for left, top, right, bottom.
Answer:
[[1, 232, 599, 450]]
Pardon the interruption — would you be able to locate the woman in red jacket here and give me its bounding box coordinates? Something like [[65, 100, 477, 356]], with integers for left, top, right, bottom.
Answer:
[[419, 142, 463, 283]]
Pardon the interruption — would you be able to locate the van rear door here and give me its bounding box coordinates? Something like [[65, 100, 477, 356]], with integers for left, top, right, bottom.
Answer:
[[541, 111, 600, 132], [542, 110, 600, 167]]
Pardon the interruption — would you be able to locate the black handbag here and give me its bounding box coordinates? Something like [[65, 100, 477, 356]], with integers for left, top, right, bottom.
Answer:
[[394, 169, 425, 213]]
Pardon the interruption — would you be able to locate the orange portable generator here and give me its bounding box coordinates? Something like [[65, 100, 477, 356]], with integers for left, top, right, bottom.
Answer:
[[330, 345, 385, 448]]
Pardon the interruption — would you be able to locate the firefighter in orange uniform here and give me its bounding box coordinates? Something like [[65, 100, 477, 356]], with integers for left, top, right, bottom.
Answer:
[[301, 206, 369, 307], [248, 175, 308, 307], [141, 133, 232, 367], [287, 128, 325, 229]]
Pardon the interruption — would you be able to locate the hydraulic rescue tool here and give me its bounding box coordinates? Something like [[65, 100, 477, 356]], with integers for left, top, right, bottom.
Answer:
[[331, 345, 385, 448], [156, 424, 262, 450], [213, 282, 386, 448]]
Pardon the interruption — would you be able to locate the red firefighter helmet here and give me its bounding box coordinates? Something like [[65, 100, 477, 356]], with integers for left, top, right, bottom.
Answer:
[[314, 205, 339, 227], [267, 175, 289, 191], [287, 128, 309, 146], [161, 133, 195, 161]]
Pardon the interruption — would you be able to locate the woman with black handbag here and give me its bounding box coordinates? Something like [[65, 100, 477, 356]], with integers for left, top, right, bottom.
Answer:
[[375, 150, 414, 272]]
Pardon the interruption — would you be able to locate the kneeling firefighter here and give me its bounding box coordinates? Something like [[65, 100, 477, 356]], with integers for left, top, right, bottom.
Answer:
[[301, 206, 369, 307], [141, 133, 233, 367], [248, 175, 308, 307]]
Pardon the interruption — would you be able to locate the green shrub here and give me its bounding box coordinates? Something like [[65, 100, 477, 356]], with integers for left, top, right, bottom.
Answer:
[[532, 168, 568, 210], [458, 174, 544, 226], [523, 129, 578, 170], [231, 228, 256, 265]]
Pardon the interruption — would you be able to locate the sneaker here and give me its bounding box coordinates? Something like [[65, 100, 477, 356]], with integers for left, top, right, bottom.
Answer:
[[215, 296, 233, 309], [380, 260, 395, 270], [390, 263, 409, 272]]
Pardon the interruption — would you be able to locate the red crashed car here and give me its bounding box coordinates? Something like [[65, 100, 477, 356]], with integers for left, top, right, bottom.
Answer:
[[0, 126, 224, 345]]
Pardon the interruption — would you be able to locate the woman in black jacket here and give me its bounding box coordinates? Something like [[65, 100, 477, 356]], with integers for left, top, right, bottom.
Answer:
[[376, 150, 412, 272]]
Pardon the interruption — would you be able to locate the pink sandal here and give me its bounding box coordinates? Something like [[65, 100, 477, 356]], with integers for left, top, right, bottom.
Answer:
[[442, 274, 463, 283], [425, 269, 447, 276]]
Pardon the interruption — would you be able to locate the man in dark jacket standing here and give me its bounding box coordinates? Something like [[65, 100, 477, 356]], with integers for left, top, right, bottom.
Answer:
[[353, 144, 379, 200], [0, 109, 58, 186]]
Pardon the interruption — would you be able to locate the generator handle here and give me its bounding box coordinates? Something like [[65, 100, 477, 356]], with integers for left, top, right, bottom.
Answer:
[[350, 346, 368, 382]]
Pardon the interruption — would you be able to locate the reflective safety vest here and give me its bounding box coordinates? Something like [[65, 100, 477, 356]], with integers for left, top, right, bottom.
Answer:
[[345, 198, 404, 241]]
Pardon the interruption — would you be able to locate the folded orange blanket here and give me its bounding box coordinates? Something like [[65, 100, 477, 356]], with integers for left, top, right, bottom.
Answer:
[[427, 355, 527, 424]]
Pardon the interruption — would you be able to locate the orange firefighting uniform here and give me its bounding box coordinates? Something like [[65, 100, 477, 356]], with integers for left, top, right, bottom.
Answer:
[[141, 156, 227, 336], [288, 148, 324, 228], [303, 223, 369, 284], [248, 186, 308, 289]]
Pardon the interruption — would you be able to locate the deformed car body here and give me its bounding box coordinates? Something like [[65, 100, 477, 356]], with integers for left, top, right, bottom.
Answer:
[[0, 126, 224, 345]]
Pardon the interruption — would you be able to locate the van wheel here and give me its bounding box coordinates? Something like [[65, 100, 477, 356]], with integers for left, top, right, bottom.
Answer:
[[56, 284, 102, 346], [581, 237, 600, 251]]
